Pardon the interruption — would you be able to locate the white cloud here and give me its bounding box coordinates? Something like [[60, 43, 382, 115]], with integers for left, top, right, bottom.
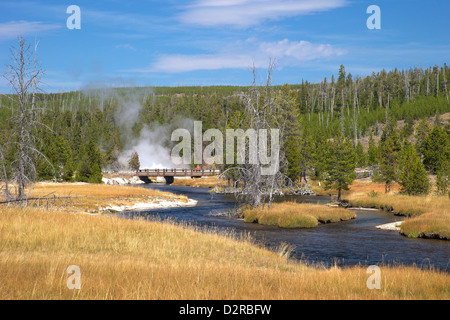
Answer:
[[178, 0, 348, 27], [0, 20, 61, 41], [131, 39, 346, 73], [115, 44, 137, 51], [147, 54, 257, 73], [260, 39, 346, 62]]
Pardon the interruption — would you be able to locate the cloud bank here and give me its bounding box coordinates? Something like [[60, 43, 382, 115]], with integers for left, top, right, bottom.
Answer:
[[178, 0, 348, 28], [132, 39, 346, 73], [0, 20, 61, 41]]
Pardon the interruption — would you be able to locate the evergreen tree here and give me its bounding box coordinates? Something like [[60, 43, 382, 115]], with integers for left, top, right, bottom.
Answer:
[[436, 159, 449, 196], [367, 132, 378, 166], [311, 129, 328, 181], [297, 126, 314, 183], [421, 125, 450, 173], [355, 141, 367, 167], [400, 116, 414, 140], [128, 152, 141, 172], [277, 84, 303, 182], [336, 65, 346, 115], [324, 134, 356, 201], [415, 119, 430, 156], [379, 121, 401, 193], [75, 139, 103, 183], [285, 135, 302, 182], [399, 143, 430, 195]]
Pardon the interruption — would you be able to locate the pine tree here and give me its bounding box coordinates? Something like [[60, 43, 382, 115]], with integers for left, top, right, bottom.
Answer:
[[277, 84, 303, 182], [436, 159, 449, 195], [75, 139, 103, 183], [400, 116, 414, 140], [297, 126, 314, 183], [379, 121, 401, 193], [415, 119, 430, 156], [324, 134, 356, 201], [367, 132, 378, 166], [311, 129, 328, 181], [285, 135, 302, 182], [421, 125, 450, 173], [128, 152, 141, 172], [355, 141, 367, 167], [399, 143, 430, 195]]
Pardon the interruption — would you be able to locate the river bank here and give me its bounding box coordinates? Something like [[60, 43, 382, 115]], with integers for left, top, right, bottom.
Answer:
[[28, 181, 197, 214]]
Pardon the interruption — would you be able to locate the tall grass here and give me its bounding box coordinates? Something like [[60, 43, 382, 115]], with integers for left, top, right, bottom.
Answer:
[[0, 207, 448, 299], [400, 210, 450, 240], [341, 181, 450, 239]]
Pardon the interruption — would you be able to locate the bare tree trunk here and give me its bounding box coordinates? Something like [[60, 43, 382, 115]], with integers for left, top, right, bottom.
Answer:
[[3, 36, 44, 200], [353, 83, 358, 147], [330, 86, 335, 120], [227, 61, 288, 209], [444, 64, 449, 104], [437, 67, 439, 97]]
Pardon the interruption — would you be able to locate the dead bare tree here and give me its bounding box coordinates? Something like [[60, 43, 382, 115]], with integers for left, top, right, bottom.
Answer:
[[215, 61, 299, 209], [2, 36, 49, 200]]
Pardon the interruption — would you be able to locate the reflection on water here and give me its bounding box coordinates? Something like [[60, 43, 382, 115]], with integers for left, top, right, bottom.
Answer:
[[116, 184, 450, 271]]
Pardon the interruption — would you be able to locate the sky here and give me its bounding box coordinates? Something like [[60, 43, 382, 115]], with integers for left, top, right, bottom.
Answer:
[[0, 0, 449, 93]]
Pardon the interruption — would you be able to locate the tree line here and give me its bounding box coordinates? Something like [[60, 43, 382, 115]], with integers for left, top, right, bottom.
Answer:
[[0, 37, 449, 202]]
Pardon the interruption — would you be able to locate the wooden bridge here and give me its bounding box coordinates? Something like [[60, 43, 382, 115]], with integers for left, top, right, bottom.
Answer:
[[137, 168, 221, 184]]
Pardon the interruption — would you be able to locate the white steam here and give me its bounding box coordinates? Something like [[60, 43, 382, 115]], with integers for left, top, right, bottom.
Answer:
[[82, 83, 189, 171], [119, 124, 176, 169]]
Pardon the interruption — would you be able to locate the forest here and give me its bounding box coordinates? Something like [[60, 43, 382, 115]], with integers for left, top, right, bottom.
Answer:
[[0, 40, 449, 202]]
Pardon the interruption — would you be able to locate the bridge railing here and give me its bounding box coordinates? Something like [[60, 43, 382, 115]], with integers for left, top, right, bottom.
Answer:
[[137, 168, 221, 176]]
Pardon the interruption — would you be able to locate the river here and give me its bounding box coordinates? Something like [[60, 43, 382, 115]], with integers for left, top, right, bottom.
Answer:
[[115, 184, 450, 271]]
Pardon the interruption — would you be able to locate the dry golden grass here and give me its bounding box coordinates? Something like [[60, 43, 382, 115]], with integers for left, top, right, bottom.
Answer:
[[338, 180, 450, 240], [243, 202, 356, 228], [309, 178, 450, 240], [172, 176, 220, 188], [0, 207, 448, 300], [26, 182, 189, 212], [400, 210, 450, 240], [309, 179, 401, 197], [343, 192, 450, 216]]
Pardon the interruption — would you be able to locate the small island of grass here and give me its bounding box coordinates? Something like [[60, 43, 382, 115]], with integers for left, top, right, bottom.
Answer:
[[242, 202, 356, 228]]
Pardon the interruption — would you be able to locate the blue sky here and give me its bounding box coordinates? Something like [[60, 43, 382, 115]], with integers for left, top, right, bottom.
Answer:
[[0, 0, 449, 92]]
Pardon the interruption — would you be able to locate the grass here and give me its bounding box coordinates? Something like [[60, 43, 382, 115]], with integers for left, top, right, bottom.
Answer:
[[0, 206, 448, 300], [242, 202, 356, 228], [24, 182, 189, 212], [400, 210, 450, 240], [330, 180, 450, 240], [172, 176, 220, 188]]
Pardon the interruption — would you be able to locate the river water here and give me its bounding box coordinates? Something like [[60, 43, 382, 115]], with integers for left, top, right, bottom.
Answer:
[[116, 184, 450, 271]]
